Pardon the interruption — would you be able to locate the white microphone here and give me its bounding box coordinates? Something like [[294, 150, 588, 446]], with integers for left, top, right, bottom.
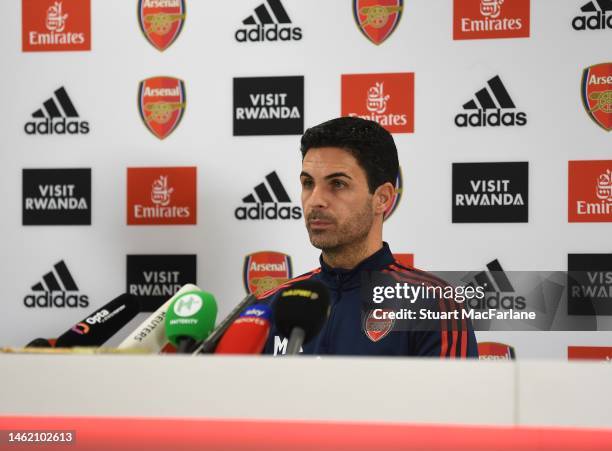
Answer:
[[117, 284, 199, 353]]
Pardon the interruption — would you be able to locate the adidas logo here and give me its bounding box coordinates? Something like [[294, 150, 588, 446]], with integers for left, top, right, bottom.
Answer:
[[24, 86, 90, 135], [572, 0, 612, 30], [454, 75, 527, 128], [234, 171, 302, 220], [24, 260, 90, 308], [463, 259, 526, 310], [235, 0, 302, 42]]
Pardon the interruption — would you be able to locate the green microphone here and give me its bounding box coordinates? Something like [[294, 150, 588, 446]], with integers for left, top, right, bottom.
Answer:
[[165, 290, 218, 353]]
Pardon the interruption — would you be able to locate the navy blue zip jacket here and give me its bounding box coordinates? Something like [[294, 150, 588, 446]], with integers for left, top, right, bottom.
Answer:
[[260, 242, 478, 357]]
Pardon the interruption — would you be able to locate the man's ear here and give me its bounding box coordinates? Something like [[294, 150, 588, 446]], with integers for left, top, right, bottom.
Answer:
[[373, 182, 395, 215]]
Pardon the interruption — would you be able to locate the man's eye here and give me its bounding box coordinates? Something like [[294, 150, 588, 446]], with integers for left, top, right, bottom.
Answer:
[[302, 179, 313, 188], [332, 180, 346, 189]]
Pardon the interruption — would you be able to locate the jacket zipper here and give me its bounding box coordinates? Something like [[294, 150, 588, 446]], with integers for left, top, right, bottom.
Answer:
[[320, 273, 343, 354]]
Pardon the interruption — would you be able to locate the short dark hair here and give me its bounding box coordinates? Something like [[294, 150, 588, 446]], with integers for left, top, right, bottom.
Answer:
[[300, 117, 399, 194]]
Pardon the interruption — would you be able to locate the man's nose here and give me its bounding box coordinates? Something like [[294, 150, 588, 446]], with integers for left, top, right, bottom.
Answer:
[[304, 184, 328, 210]]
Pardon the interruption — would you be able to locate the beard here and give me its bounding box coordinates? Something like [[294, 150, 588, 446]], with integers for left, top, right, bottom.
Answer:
[[305, 199, 375, 253]]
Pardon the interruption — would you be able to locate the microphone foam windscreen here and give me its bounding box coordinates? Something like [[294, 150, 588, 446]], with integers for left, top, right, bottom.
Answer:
[[215, 303, 271, 354], [165, 290, 218, 347], [272, 279, 330, 344]]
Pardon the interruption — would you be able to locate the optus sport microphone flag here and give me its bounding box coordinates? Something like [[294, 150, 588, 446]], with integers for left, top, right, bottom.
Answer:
[[215, 303, 272, 355], [55, 293, 140, 348], [165, 289, 217, 353]]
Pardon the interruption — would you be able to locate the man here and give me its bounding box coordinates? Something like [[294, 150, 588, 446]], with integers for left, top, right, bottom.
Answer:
[[260, 117, 478, 357]]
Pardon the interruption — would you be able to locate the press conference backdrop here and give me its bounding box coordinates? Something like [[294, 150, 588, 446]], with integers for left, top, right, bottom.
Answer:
[[0, 0, 610, 357]]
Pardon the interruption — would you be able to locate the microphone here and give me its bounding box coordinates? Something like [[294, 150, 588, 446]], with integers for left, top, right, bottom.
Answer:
[[55, 293, 140, 348], [117, 284, 199, 353], [192, 293, 258, 354], [273, 280, 331, 355], [25, 338, 54, 348], [165, 289, 217, 353], [214, 304, 272, 355]]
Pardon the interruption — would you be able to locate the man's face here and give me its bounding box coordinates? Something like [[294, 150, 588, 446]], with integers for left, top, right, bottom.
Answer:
[[300, 147, 375, 252]]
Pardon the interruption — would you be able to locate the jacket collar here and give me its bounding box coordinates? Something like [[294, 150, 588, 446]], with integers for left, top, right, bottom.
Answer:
[[318, 242, 395, 288]]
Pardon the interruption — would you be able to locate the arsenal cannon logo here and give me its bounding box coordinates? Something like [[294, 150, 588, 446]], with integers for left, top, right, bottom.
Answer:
[[138, 0, 186, 51], [138, 76, 186, 139], [353, 0, 403, 45], [581, 62, 612, 132], [244, 251, 293, 298]]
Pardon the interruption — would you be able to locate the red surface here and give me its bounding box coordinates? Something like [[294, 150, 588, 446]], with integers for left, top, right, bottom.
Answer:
[[568, 345, 612, 360], [1, 416, 612, 451]]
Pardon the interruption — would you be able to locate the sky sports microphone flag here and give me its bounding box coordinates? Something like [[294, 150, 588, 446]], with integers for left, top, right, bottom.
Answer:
[[165, 289, 217, 353], [55, 293, 139, 348], [117, 283, 199, 353], [273, 280, 331, 355], [215, 304, 272, 355]]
